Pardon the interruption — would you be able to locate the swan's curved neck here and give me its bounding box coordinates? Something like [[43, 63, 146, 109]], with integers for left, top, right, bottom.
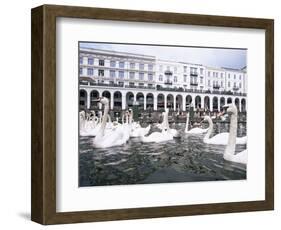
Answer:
[[185, 114, 189, 132], [204, 117, 213, 140], [107, 114, 112, 124], [224, 112, 237, 156], [100, 103, 109, 136]]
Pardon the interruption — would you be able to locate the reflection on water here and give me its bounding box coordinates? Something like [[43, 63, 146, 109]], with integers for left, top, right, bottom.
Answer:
[[79, 122, 247, 187]]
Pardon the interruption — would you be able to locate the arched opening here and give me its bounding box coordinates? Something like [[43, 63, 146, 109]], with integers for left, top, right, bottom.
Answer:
[[167, 94, 174, 110], [113, 91, 122, 110], [126, 92, 134, 109], [220, 97, 225, 111], [146, 93, 154, 110], [90, 90, 99, 109], [195, 95, 201, 109], [241, 99, 246, 112], [136, 92, 144, 110], [79, 89, 87, 109], [176, 95, 183, 111], [213, 96, 218, 111], [186, 95, 192, 110], [235, 98, 240, 111], [227, 97, 232, 104], [157, 94, 164, 110], [204, 96, 210, 110]]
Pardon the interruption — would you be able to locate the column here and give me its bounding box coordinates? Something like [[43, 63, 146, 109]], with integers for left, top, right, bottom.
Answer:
[[110, 93, 114, 110], [240, 99, 242, 112], [173, 96, 176, 111], [182, 95, 186, 111], [153, 94, 157, 111], [201, 95, 205, 110], [87, 91, 90, 109], [164, 95, 167, 110], [218, 98, 220, 112], [144, 94, 147, 110], [122, 94, 126, 110], [210, 96, 213, 112]]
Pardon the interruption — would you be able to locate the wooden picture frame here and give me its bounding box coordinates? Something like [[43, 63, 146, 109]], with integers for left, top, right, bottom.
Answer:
[[31, 4, 274, 225]]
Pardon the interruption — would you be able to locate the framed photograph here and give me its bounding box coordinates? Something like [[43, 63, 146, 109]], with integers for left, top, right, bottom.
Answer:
[[31, 4, 274, 225]]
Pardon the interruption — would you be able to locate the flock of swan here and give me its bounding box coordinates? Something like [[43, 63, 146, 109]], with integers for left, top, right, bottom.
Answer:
[[80, 96, 248, 165]]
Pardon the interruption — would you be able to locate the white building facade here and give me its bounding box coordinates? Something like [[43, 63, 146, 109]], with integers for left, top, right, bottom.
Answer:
[[79, 48, 247, 112]]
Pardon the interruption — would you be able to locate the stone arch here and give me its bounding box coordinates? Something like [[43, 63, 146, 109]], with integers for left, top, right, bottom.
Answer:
[[235, 98, 240, 111], [113, 91, 122, 110], [79, 89, 87, 109], [136, 92, 144, 110], [167, 94, 174, 110], [157, 93, 165, 110], [195, 95, 201, 109], [146, 93, 154, 110], [213, 96, 218, 111]]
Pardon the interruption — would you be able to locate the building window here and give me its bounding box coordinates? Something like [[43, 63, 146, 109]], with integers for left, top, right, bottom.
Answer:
[[216, 72, 218, 77], [239, 82, 242, 88], [129, 72, 135, 79], [200, 68, 203, 75], [228, 81, 231, 87], [221, 81, 223, 87], [184, 75, 187, 82], [208, 71, 210, 77], [99, 59, 104, 66], [234, 74, 236, 80], [119, 71, 124, 78], [139, 63, 144, 70], [110, 60, 116, 67], [139, 72, 144, 80], [118, 82, 124, 87], [221, 73, 224, 78], [88, 58, 94, 65], [130, 62, 135, 69], [98, 69, 104, 77], [148, 64, 153, 71], [148, 73, 153, 81], [159, 75, 163, 81], [79, 57, 83, 64], [87, 68, 93, 76], [239, 75, 242, 80], [174, 76, 177, 82], [119, 61, 125, 68], [184, 66, 187, 73], [110, 70, 115, 78], [208, 80, 211, 87], [228, 73, 230, 78], [160, 65, 163, 72], [129, 82, 135, 87], [213, 72, 215, 77], [190, 67, 197, 75], [148, 84, 153, 88], [200, 77, 203, 84], [139, 83, 144, 87]]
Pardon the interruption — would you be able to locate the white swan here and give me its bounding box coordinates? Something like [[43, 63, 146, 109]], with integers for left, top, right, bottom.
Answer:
[[93, 97, 130, 148], [222, 104, 247, 164], [203, 115, 247, 145], [140, 110, 174, 143], [185, 112, 208, 134]]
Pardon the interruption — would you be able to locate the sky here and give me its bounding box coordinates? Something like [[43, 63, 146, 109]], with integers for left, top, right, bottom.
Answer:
[[80, 42, 247, 69]]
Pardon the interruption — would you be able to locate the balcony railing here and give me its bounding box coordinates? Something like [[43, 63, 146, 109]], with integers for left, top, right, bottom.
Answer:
[[190, 82, 198, 86], [164, 81, 173, 85], [190, 73, 198, 77], [233, 87, 239, 91], [213, 85, 220, 89]]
